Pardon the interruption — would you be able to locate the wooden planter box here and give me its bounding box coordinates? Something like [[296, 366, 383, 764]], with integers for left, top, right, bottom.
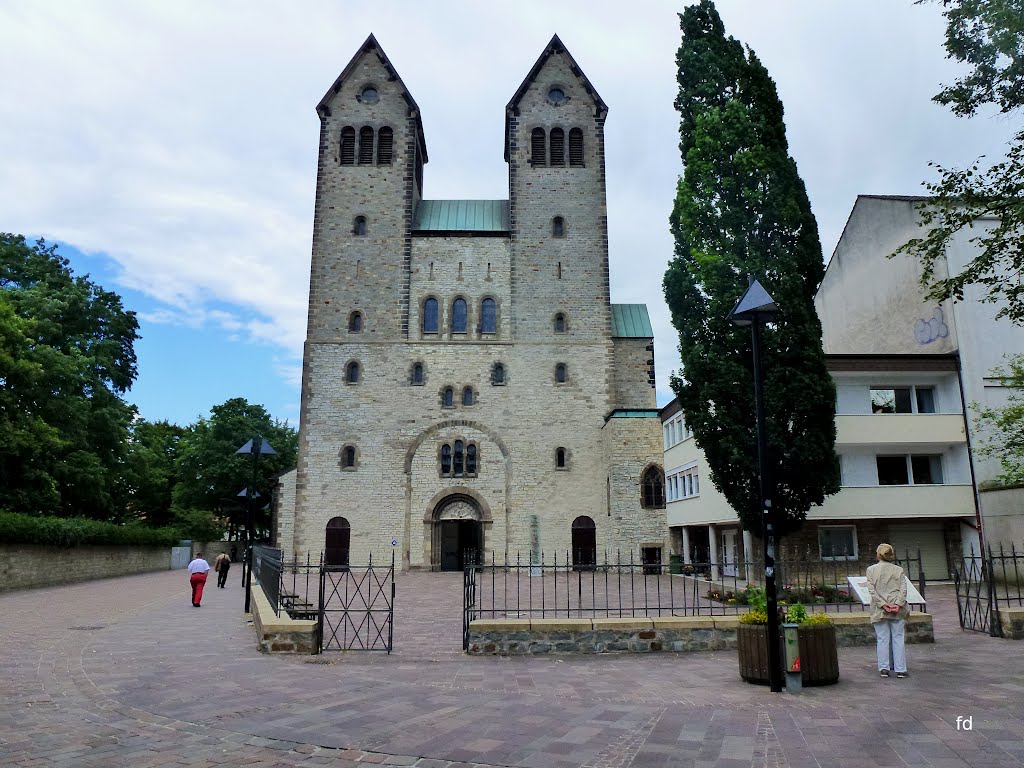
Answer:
[[737, 623, 839, 686]]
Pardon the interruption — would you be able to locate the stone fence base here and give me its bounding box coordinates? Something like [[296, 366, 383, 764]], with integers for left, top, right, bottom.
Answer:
[[251, 579, 317, 654], [466, 613, 934, 655], [999, 607, 1024, 639]]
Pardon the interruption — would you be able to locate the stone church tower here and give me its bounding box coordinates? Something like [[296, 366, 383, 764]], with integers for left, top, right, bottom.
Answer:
[[276, 34, 666, 570]]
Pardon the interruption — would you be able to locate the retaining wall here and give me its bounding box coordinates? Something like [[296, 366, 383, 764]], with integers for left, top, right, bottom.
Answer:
[[0, 544, 171, 592], [466, 612, 935, 655], [251, 578, 317, 654]]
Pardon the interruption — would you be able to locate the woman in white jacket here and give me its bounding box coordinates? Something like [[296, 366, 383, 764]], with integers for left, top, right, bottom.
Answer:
[[866, 543, 910, 678]]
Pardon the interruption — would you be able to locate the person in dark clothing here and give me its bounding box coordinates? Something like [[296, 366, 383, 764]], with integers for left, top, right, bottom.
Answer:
[[230, 544, 238, 563], [214, 551, 231, 588]]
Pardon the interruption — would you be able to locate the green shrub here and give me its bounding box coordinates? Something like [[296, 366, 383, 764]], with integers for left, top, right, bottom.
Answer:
[[784, 602, 809, 624], [0, 510, 180, 548]]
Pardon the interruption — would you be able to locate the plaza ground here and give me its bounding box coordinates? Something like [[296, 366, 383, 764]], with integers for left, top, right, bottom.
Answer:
[[1, 570, 1022, 768]]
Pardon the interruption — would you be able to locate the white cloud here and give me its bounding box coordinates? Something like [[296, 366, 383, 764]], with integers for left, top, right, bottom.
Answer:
[[0, 0, 1016, 410]]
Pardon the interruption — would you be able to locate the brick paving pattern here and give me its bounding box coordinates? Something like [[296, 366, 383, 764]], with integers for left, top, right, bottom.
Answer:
[[1, 570, 1022, 767]]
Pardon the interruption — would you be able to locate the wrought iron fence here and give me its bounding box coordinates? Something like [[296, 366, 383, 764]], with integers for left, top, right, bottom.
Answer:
[[252, 544, 283, 616], [318, 552, 395, 653], [462, 549, 926, 649], [954, 543, 1024, 636]]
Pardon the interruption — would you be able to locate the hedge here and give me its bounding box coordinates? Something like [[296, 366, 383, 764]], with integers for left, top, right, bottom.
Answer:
[[0, 510, 182, 548]]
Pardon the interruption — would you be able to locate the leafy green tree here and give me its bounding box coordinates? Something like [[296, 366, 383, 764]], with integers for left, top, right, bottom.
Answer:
[[663, 0, 839, 536], [172, 397, 298, 536], [894, 0, 1024, 322], [115, 419, 185, 526], [0, 235, 138, 519], [974, 355, 1024, 485]]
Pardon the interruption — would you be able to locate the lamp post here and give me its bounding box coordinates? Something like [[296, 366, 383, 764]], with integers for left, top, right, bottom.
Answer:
[[728, 277, 784, 693], [236, 436, 276, 613]]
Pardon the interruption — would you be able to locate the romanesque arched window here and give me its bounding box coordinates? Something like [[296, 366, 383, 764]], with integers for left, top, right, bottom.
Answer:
[[453, 440, 465, 475], [554, 313, 567, 333], [552, 216, 565, 238], [462, 386, 474, 406], [569, 128, 584, 167], [341, 445, 357, 469], [491, 362, 505, 386], [555, 363, 567, 384], [422, 298, 439, 333], [556, 447, 567, 469], [439, 440, 479, 477], [642, 466, 666, 509], [377, 127, 393, 165], [348, 311, 363, 333], [442, 387, 454, 408], [346, 361, 360, 384], [358, 126, 374, 164], [549, 127, 565, 166], [531, 128, 546, 166], [353, 216, 367, 236], [466, 444, 477, 475], [340, 127, 355, 165], [411, 362, 424, 386], [480, 298, 497, 334], [451, 298, 468, 334], [440, 444, 452, 475]]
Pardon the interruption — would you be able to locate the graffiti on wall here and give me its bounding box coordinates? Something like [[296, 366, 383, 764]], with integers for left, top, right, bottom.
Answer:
[[915, 306, 949, 345]]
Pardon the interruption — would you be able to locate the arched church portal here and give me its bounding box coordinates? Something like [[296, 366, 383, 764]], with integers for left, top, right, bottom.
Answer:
[[433, 496, 482, 572]]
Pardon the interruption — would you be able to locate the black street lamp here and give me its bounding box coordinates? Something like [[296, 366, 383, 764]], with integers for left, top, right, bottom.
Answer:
[[235, 436, 276, 613], [728, 277, 784, 693]]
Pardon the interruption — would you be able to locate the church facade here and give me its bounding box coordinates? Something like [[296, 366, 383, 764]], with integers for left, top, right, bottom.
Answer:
[[276, 34, 666, 571]]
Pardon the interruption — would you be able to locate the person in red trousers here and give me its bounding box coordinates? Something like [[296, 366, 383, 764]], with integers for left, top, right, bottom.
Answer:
[[187, 552, 211, 607]]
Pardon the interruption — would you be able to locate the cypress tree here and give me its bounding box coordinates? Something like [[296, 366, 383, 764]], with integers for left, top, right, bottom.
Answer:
[[663, 0, 839, 537]]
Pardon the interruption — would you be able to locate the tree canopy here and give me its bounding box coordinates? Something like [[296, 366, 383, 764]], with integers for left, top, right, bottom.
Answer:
[[0, 234, 139, 518], [663, 0, 840, 536], [895, 0, 1024, 322], [974, 355, 1024, 486]]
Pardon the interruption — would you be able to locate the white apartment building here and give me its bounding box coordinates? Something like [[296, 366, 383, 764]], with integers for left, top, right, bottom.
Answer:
[[663, 195, 1024, 579]]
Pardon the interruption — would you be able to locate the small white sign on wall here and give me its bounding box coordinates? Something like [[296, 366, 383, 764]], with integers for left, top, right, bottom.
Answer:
[[847, 575, 925, 606]]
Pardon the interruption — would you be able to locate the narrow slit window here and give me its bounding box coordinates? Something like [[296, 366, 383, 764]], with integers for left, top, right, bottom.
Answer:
[[343, 446, 356, 468], [358, 126, 374, 164], [531, 128, 546, 166], [412, 362, 424, 385], [451, 298, 468, 334], [480, 298, 497, 334], [556, 448, 566, 469], [554, 313, 566, 333], [568, 128, 584, 166], [377, 127, 393, 165], [552, 217, 565, 238], [441, 444, 452, 475], [346, 361, 360, 384], [549, 128, 565, 166], [555, 363, 567, 383], [348, 312, 363, 332], [466, 444, 477, 475], [422, 298, 439, 333], [353, 216, 367, 236], [492, 363, 505, 385]]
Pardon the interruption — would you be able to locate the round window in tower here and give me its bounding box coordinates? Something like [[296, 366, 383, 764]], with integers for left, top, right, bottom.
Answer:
[[548, 86, 567, 106], [359, 86, 380, 104]]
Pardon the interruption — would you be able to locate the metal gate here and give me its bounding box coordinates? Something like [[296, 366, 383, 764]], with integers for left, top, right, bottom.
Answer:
[[954, 547, 1001, 637], [318, 552, 395, 653]]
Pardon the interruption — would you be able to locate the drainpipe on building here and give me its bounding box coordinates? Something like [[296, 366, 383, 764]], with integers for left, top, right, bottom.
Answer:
[[956, 353, 986, 550]]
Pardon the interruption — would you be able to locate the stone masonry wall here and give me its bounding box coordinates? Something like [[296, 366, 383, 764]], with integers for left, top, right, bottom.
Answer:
[[603, 416, 667, 556], [0, 544, 170, 592], [612, 338, 656, 409]]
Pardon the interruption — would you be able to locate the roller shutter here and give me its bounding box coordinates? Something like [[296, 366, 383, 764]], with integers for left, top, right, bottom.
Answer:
[[888, 523, 950, 581]]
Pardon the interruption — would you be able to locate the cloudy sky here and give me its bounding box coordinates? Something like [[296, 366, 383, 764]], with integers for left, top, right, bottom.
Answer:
[[0, 0, 1016, 426]]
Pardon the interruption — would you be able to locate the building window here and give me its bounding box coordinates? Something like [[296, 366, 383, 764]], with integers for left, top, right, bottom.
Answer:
[[353, 216, 367, 236], [666, 465, 699, 501], [451, 298, 468, 334], [568, 128, 584, 167], [555, 363, 567, 383], [870, 386, 937, 414], [422, 297, 439, 334], [359, 86, 379, 104], [411, 362, 424, 386], [555, 447, 568, 470], [531, 128, 546, 166], [641, 466, 665, 509], [662, 413, 692, 449], [819, 525, 858, 560], [876, 454, 944, 485], [440, 439, 479, 477], [340, 445, 357, 470], [549, 127, 565, 166], [554, 313, 567, 333], [340, 127, 356, 164], [548, 86, 568, 105], [345, 361, 360, 384], [377, 127, 393, 164], [491, 362, 506, 386], [462, 386, 474, 406], [552, 217, 565, 238], [358, 126, 374, 164], [480, 298, 497, 334], [348, 311, 363, 333], [442, 387, 454, 408]]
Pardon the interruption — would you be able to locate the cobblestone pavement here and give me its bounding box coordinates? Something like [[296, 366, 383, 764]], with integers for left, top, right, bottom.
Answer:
[[1, 570, 1023, 767]]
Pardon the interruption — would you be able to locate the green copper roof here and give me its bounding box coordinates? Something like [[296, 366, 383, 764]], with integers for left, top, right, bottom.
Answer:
[[413, 200, 510, 233], [611, 304, 653, 338], [606, 409, 660, 419]]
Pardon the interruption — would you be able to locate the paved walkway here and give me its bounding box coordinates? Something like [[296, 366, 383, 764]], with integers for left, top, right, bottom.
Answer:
[[1, 571, 1022, 768]]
